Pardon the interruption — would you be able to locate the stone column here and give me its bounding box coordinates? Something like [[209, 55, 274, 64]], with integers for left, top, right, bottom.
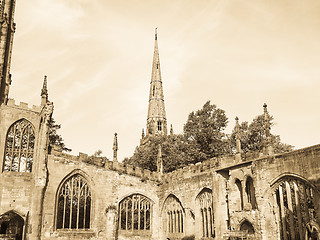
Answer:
[[105, 206, 118, 240]]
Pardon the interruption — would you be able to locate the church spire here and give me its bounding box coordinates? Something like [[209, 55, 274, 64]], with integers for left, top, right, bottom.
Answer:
[[146, 28, 167, 136]]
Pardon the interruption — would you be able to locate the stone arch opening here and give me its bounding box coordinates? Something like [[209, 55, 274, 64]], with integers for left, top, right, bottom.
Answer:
[[272, 175, 320, 240], [56, 173, 92, 229], [240, 220, 255, 234], [0, 211, 24, 240], [3, 118, 35, 172], [196, 188, 214, 239], [245, 176, 257, 209], [235, 178, 243, 210], [162, 194, 185, 239]]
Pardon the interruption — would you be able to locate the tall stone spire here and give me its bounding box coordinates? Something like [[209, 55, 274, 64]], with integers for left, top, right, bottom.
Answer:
[[146, 28, 167, 136], [0, 0, 16, 105]]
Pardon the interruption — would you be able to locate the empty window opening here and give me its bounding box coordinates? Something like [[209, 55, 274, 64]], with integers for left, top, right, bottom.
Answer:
[[240, 220, 255, 234], [235, 179, 244, 210], [119, 194, 152, 232], [0, 212, 24, 240], [245, 177, 257, 209], [158, 121, 162, 131], [56, 174, 91, 229], [197, 189, 214, 238], [152, 86, 155, 96], [3, 119, 35, 172]]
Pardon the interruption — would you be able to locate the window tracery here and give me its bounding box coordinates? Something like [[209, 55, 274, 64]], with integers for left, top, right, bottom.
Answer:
[[197, 189, 214, 239], [119, 194, 152, 233], [273, 176, 320, 240], [163, 195, 184, 237], [56, 174, 91, 229], [3, 119, 35, 172]]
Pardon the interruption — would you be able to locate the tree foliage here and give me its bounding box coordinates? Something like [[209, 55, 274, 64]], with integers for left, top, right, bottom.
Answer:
[[183, 101, 229, 162], [48, 117, 71, 153], [126, 101, 294, 172], [230, 114, 293, 155]]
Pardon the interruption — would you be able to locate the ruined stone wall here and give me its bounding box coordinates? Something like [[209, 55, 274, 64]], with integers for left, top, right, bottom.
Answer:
[[0, 101, 43, 238], [41, 152, 161, 240]]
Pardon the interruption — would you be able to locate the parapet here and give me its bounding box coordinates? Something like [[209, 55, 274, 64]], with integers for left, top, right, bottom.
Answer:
[[50, 149, 160, 182], [6, 98, 41, 112]]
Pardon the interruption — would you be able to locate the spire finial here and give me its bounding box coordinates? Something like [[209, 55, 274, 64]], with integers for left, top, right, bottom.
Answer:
[[263, 103, 274, 155], [41, 75, 48, 106], [155, 27, 158, 40], [142, 128, 145, 139], [235, 117, 242, 159], [113, 133, 118, 162], [170, 124, 173, 136]]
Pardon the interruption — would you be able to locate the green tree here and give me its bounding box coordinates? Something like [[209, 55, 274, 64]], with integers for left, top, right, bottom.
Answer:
[[48, 117, 71, 153]]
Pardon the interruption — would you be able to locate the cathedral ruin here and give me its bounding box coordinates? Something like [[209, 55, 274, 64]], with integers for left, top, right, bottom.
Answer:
[[0, 1, 319, 239]]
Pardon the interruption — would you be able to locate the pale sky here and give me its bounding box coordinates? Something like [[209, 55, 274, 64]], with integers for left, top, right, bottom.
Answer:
[[10, 0, 320, 161]]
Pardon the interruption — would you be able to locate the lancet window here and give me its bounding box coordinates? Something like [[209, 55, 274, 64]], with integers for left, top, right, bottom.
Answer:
[[163, 195, 184, 237], [3, 119, 35, 172], [245, 176, 257, 209], [235, 178, 244, 210], [197, 188, 214, 239], [56, 174, 91, 229], [273, 176, 320, 240], [158, 121, 162, 131], [119, 194, 152, 232]]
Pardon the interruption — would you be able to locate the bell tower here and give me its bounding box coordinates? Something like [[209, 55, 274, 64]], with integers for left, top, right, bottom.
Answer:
[[0, 0, 16, 105], [146, 28, 167, 137]]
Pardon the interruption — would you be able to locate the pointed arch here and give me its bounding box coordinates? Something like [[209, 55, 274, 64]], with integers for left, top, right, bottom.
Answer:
[[245, 176, 257, 209], [118, 193, 153, 233], [271, 174, 320, 240], [196, 188, 214, 239], [239, 219, 255, 234], [162, 194, 185, 237], [235, 178, 244, 210], [55, 172, 92, 230], [3, 118, 35, 172], [0, 210, 25, 240]]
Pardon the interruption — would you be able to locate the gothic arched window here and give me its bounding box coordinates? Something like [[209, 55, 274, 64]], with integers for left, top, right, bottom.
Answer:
[[273, 176, 320, 240], [197, 188, 214, 239], [235, 178, 244, 210], [245, 176, 257, 209], [119, 194, 152, 233], [162, 195, 184, 238], [3, 119, 35, 172], [56, 174, 91, 229], [157, 121, 162, 131]]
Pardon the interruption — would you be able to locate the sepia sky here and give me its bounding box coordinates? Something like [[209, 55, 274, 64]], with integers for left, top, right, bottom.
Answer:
[[10, 0, 320, 161]]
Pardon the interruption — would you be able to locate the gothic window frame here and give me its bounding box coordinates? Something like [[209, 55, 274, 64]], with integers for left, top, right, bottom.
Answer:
[[271, 174, 320, 240], [55, 172, 92, 231], [118, 194, 153, 235], [3, 119, 35, 173], [235, 178, 244, 210], [245, 176, 257, 209], [196, 188, 215, 239], [162, 194, 185, 238]]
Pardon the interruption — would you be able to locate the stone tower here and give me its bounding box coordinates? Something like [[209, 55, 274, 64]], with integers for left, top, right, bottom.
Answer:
[[0, 0, 16, 105], [146, 28, 167, 136]]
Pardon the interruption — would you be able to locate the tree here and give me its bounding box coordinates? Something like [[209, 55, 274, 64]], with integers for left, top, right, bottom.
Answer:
[[123, 134, 191, 173], [48, 117, 71, 153], [85, 150, 109, 167], [230, 114, 293, 155], [183, 101, 229, 163]]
